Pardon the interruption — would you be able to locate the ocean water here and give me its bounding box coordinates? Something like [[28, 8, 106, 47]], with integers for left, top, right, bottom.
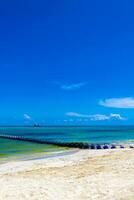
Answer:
[[0, 126, 134, 161]]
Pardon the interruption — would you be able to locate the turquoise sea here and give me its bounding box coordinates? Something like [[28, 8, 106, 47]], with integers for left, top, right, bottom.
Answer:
[[0, 126, 134, 162]]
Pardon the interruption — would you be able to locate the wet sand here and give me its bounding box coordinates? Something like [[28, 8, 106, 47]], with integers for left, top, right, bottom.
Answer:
[[0, 149, 134, 200]]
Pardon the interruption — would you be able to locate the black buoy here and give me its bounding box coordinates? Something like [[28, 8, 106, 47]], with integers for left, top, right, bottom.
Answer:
[[103, 144, 109, 149], [111, 144, 116, 149], [90, 144, 95, 149], [82, 143, 90, 149], [96, 144, 102, 149]]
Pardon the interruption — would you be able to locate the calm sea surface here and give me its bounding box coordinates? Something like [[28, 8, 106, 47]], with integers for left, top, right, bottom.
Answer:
[[0, 126, 134, 161]]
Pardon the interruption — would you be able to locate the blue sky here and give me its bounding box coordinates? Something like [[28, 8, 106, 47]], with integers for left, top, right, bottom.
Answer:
[[0, 0, 134, 125]]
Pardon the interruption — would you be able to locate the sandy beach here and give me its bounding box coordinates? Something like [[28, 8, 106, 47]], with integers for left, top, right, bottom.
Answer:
[[0, 149, 134, 200]]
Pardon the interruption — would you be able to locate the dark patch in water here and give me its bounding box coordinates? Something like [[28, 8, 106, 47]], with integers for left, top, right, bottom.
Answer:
[[84, 130, 125, 133], [87, 135, 116, 139]]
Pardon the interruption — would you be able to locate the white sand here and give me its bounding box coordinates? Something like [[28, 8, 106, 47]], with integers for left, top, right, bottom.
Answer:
[[0, 149, 134, 200]]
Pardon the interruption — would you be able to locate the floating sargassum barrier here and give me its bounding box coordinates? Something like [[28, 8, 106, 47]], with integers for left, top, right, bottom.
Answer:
[[0, 134, 133, 149]]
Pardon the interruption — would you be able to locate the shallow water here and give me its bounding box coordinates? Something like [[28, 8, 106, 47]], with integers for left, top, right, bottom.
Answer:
[[0, 126, 134, 160]]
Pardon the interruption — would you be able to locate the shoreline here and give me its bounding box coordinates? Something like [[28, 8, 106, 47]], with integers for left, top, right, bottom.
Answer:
[[0, 141, 134, 165], [0, 148, 133, 172], [0, 148, 76, 165], [0, 149, 134, 199]]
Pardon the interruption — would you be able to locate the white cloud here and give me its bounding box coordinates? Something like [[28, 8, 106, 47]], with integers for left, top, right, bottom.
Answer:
[[90, 114, 110, 121], [60, 82, 88, 90], [66, 112, 126, 121], [110, 113, 126, 120], [99, 97, 134, 108], [24, 114, 32, 121], [66, 112, 90, 118]]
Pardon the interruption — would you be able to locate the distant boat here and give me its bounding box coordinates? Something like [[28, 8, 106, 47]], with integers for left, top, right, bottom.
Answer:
[[33, 123, 40, 127]]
